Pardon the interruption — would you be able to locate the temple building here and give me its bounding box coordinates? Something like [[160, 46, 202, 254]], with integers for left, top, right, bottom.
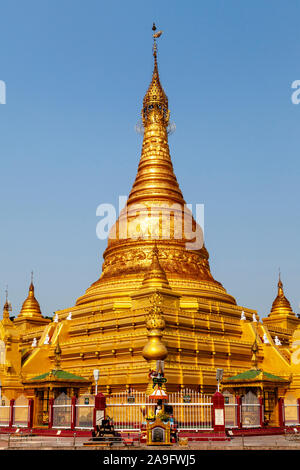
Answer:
[[1, 28, 300, 430]]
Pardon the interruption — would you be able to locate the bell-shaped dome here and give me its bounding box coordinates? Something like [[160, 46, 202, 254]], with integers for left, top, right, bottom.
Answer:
[[75, 36, 236, 307], [19, 282, 43, 318], [269, 276, 294, 317]]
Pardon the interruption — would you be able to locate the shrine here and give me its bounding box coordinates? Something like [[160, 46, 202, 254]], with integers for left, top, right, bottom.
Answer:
[[0, 25, 300, 441]]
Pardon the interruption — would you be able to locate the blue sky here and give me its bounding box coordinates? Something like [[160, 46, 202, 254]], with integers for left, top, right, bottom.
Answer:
[[0, 0, 299, 319]]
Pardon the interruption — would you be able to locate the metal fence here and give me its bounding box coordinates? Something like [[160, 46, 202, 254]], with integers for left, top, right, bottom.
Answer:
[[284, 403, 299, 425], [52, 393, 72, 429], [0, 396, 10, 427], [224, 403, 238, 428], [169, 389, 212, 430], [75, 394, 95, 430], [106, 389, 212, 431], [13, 395, 28, 428], [0, 389, 274, 432], [106, 391, 155, 431], [223, 390, 238, 428], [241, 391, 261, 428]]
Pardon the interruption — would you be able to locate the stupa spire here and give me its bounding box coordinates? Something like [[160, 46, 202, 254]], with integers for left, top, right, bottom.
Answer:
[[76, 26, 236, 308], [2, 288, 13, 326], [142, 23, 169, 129], [278, 269, 284, 296], [127, 23, 184, 206]]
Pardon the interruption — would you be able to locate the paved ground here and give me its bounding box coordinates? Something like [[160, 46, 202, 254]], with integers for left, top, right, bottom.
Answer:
[[1, 433, 300, 450]]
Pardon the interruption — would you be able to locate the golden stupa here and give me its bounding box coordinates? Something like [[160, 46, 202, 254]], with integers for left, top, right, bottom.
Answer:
[[1, 26, 300, 428], [14, 281, 48, 328]]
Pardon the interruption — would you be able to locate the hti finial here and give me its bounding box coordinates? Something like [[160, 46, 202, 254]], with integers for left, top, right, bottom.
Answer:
[[152, 24, 163, 40], [152, 23, 163, 60], [277, 268, 284, 297], [31, 270, 34, 284], [142, 24, 169, 128], [4, 285, 12, 313], [278, 268, 283, 289]]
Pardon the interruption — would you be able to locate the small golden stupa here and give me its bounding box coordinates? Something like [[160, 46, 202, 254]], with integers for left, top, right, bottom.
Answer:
[[14, 276, 50, 330], [270, 276, 294, 316], [19, 282, 42, 318], [263, 274, 299, 335]]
